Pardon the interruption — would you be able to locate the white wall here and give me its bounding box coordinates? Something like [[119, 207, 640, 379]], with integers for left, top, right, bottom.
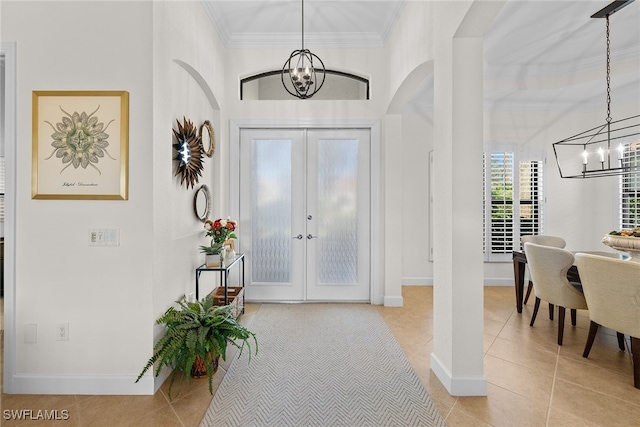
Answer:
[[2, 1, 155, 393], [150, 1, 228, 391], [401, 113, 433, 284]]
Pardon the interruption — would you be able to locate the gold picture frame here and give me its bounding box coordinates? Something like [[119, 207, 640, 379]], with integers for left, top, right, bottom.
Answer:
[[32, 90, 129, 200]]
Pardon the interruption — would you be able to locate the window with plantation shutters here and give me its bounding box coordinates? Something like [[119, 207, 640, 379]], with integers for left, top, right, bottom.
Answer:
[[484, 146, 544, 262], [619, 143, 640, 229]]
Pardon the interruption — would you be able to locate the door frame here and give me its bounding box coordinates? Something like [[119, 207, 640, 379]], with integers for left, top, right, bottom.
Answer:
[[230, 119, 382, 305]]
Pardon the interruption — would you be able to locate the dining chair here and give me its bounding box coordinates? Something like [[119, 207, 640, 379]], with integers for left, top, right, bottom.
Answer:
[[523, 242, 588, 345], [574, 253, 640, 388], [521, 235, 567, 319]]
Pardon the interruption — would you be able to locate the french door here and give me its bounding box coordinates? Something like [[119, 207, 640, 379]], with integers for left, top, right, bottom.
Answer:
[[239, 128, 370, 301]]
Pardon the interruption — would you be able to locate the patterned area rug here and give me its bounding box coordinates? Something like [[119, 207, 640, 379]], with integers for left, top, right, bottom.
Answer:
[[200, 304, 446, 427]]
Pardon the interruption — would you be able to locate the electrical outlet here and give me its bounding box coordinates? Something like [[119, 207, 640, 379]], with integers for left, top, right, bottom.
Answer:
[[57, 322, 69, 341]]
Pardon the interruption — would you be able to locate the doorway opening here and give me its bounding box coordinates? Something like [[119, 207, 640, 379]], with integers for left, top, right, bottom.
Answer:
[[238, 128, 373, 302]]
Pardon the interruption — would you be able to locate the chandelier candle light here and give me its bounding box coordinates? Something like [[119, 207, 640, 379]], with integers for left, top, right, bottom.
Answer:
[[552, 0, 640, 179], [281, 0, 326, 99]]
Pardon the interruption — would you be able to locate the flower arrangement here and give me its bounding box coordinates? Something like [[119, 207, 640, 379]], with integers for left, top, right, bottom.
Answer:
[[200, 218, 237, 255], [609, 228, 640, 237]]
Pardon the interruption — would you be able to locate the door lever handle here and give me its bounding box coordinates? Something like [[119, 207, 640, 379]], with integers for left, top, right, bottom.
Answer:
[[307, 234, 318, 239], [293, 234, 303, 240]]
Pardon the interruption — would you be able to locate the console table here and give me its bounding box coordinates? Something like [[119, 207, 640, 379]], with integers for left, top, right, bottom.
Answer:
[[195, 253, 245, 302]]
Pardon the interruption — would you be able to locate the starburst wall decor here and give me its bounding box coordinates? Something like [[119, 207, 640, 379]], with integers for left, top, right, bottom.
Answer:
[[173, 117, 204, 189]]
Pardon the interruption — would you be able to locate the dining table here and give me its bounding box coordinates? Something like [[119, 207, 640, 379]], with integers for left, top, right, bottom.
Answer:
[[512, 249, 624, 314], [512, 248, 639, 389]]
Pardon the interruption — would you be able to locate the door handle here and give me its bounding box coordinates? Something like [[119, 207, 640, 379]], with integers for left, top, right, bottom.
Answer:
[[293, 234, 303, 240], [307, 234, 318, 239]]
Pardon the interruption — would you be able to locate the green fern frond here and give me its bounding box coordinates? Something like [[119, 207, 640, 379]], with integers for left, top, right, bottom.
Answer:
[[136, 294, 257, 399]]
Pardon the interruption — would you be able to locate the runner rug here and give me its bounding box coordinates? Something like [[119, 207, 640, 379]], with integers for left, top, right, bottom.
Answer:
[[200, 303, 447, 427]]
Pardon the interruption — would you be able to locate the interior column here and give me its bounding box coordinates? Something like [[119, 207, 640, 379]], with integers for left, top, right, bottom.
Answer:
[[383, 114, 403, 306], [431, 35, 487, 395]]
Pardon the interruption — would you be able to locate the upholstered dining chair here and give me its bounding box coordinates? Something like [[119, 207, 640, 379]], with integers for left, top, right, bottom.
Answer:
[[521, 235, 567, 306], [574, 253, 640, 388], [523, 242, 588, 345]]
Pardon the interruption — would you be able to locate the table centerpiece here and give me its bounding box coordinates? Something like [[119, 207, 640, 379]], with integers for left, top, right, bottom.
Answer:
[[602, 228, 640, 262]]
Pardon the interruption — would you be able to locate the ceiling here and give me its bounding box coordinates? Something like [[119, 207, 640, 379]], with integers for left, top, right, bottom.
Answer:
[[201, 0, 640, 112]]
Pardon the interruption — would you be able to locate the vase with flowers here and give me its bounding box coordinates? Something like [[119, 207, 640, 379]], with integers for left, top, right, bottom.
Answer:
[[200, 218, 237, 267]]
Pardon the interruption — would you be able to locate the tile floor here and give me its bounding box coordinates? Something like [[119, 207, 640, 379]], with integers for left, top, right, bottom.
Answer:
[[1, 286, 638, 426]]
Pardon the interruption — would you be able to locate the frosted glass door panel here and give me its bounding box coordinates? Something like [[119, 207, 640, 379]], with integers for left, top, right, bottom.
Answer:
[[251, 140, 291, 283], [317, 140, 358, 284], [306, 129, 370, 301], [239, 130, 305, 301]]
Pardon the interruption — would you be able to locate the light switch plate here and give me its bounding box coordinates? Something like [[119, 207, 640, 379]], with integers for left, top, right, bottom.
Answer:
[[89, 228, 120, 246]]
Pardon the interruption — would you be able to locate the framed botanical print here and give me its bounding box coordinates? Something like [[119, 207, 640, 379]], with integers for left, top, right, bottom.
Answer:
[[32, 90, 129, 200]]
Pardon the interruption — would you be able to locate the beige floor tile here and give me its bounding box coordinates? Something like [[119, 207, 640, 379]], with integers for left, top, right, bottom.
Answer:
[[406, 351, 432, 380], [431, 397, 454, 420], [484, 305, 516, 324], [454, 383, 549, 427], [74, 394, 170, 427], [162, 366, 226, 403], [555, 356, 638, 404], [551, 378, 640, 426], [558, 335, 633, 376], [546, 406, 602, 427], [486, 336, 558, 376], [483, 333, 498, 354], [444, 406, 494, 427], [498, 321, 565, 355], [421, 371, 459, 407], [485, 317, 508, 336], [484, 354, 554, 403], [127, 405, 183, 427], [168, 385, 216, 427]]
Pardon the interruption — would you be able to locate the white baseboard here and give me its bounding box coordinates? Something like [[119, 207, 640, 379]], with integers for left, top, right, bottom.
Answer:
[[402, 277, 433, 286], [430, 352, 487, 396], [383, 295, 403, 307], [401, 277, 514, 287], [483, 278, 514, 286], [8, 374, 155, 395]]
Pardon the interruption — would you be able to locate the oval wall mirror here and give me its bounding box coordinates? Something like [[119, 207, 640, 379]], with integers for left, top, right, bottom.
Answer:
[[199, 120, 215, 157], [193, 184, 211, 222]]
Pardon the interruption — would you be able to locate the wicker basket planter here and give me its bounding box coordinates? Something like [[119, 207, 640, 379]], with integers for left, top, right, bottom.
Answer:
[[191, 353, 220, 378], [212, 286, 244, 317]]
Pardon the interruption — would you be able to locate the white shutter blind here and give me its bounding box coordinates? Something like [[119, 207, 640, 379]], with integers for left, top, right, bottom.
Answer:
[[490, 152, 514, 255], [619, 143, 640, 229], [519, 160, 543, 241], [484, 147, 545, 261]]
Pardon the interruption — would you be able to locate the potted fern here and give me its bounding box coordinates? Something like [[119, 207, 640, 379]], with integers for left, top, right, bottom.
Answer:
[[136, 294, 257, 399]]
